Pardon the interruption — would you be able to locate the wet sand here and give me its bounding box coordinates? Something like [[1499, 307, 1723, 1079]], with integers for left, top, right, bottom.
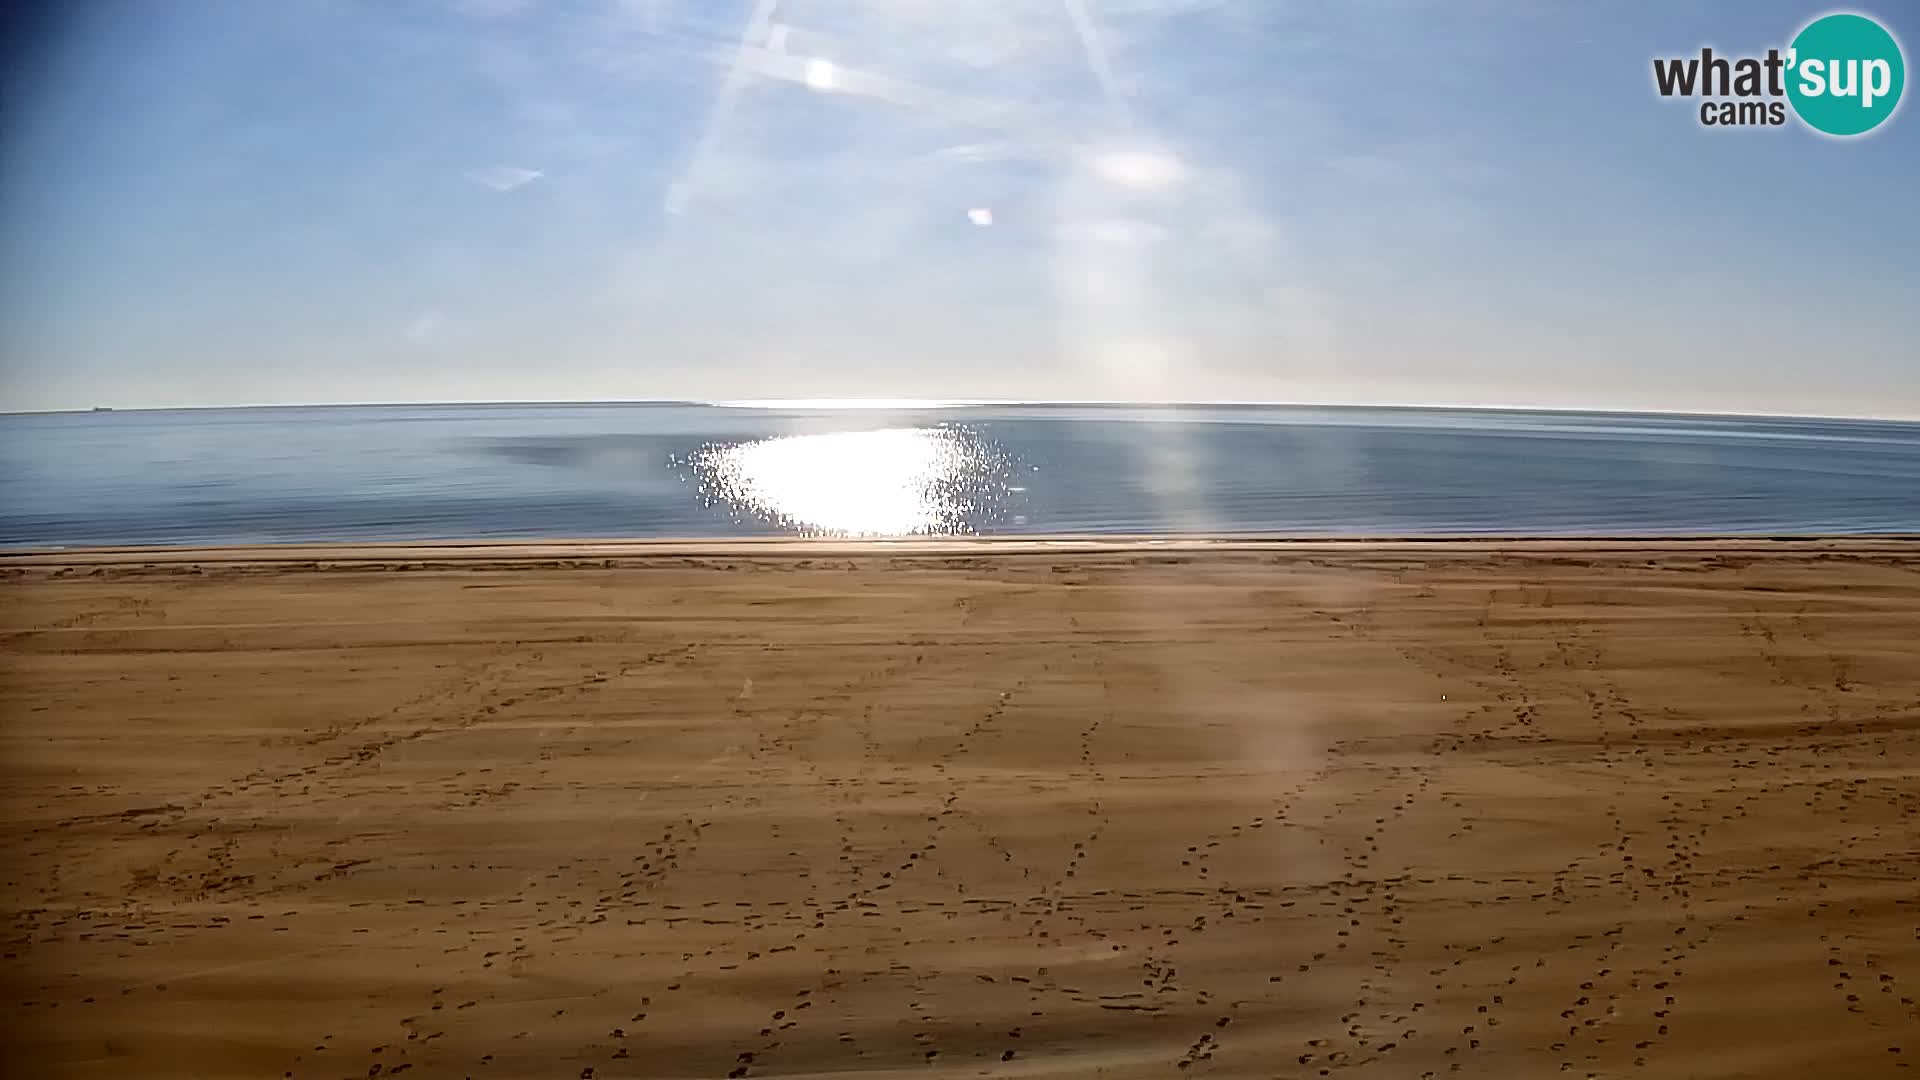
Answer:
[[3, 541, 1918, 1078]]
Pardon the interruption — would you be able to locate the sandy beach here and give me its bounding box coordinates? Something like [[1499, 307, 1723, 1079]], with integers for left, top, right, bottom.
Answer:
[[2, 540, 1917, 1079]]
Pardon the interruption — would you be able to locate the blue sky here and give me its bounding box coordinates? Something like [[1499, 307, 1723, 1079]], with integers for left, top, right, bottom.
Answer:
[[1, 0, 1916, 416]]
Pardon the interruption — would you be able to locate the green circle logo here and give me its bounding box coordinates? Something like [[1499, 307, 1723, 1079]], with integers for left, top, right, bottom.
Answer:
[[1787, 13, 1905, 136]]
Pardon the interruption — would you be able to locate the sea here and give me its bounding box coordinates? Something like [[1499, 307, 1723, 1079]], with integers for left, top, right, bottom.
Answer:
[[3, 403, 1919, 548]]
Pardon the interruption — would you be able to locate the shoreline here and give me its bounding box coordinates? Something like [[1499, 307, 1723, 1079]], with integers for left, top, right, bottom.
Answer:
[[8, 533, 1920, 568]]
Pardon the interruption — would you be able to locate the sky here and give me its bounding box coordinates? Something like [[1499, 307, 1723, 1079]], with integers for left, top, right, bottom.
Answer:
[[1, 0, 1916, 416]]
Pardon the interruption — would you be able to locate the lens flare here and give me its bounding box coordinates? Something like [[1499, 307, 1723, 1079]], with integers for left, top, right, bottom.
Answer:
[[692, 427, 1010, 537]]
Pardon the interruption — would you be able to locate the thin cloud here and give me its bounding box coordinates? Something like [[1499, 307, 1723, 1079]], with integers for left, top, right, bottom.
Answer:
[[449, 0, 531, 19], [405, 309, 448, 346], [1063, 0, 1133, 128], [664, 0, 779, 215], [464, 166, 545, 192]]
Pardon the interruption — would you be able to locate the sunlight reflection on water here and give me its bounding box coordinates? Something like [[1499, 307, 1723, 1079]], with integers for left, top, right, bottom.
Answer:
[[691, 427, 1012, 536]]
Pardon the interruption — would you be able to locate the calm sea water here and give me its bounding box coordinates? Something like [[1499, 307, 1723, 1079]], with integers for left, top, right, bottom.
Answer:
[[3, 403, 1919, 547]]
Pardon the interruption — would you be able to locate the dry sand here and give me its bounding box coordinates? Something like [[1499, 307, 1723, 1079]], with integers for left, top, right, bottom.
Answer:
[[2, 541, 1917, 1079]]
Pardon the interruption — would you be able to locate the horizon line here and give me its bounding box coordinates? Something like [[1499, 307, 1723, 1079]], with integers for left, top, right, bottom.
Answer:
[[3, 397, 1918, 425]]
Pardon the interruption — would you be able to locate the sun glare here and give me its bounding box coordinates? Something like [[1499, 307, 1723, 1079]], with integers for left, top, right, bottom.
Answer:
[[692, 427, 1005, 536], [714, 399, 984, 409]]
